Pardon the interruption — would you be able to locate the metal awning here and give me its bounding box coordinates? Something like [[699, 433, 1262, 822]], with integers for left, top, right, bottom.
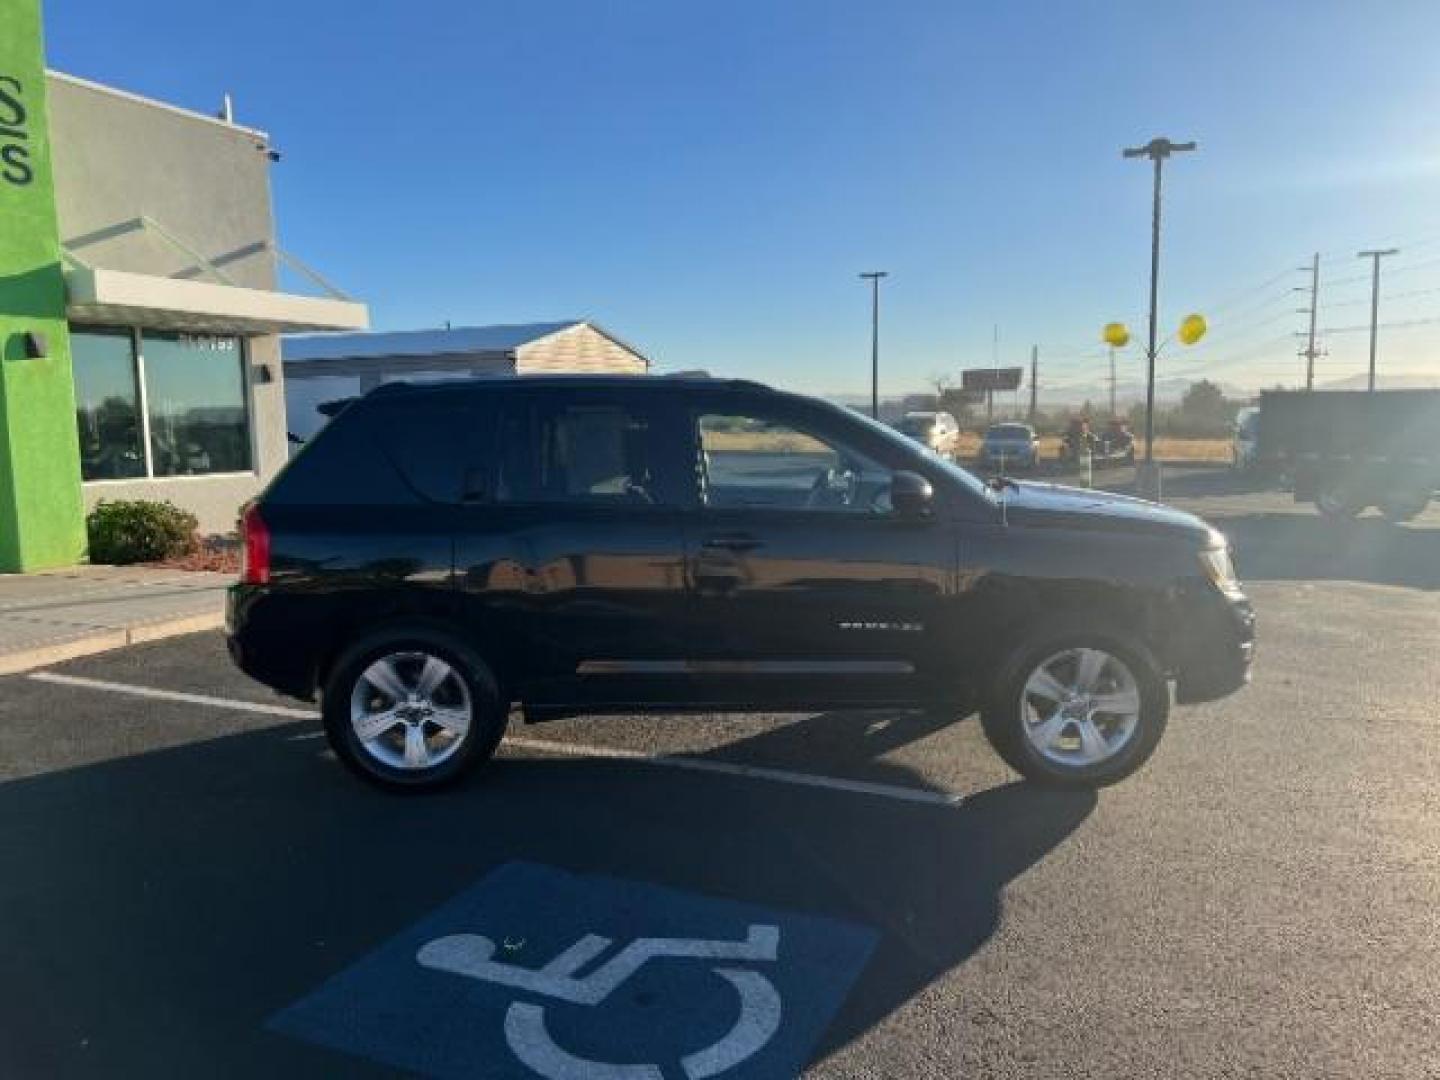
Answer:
[[64, 266, 370, 335]]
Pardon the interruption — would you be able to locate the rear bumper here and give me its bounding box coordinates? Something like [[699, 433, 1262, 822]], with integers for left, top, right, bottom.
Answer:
[[1172, 589, 1255, 704], [981, 449, 1037, 467], [226, 586, 318, 700]]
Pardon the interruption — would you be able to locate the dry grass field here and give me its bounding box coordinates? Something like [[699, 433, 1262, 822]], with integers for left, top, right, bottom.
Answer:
[[701, 427, 1232, 463], [983, 433, 1232, 463]]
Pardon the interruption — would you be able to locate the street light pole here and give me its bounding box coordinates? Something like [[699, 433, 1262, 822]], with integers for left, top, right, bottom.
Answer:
[[1357, 248, 1397, 392], [1122, 136, 1196, 489], [859, 271, 888, 419]]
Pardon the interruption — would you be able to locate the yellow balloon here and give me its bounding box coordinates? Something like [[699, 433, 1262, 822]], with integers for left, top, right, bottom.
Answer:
[[1178, 313, 1207, 345], [1102, 322, 1131, 347]]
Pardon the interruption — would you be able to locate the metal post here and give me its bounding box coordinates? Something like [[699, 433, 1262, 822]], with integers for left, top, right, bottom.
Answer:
[[1108, 346, 1117, 417], [859, 271, 887, 418], [1357, 248, 1397, 392], [1303, 253, 1320, 391], [1122, 137, 1196, 497], [1143, 153, 1162, 465], [1029, 345, 1038, 421]]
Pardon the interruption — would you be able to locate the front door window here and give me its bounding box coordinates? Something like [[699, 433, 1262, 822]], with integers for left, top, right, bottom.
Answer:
[[697, 413, 894, 513]]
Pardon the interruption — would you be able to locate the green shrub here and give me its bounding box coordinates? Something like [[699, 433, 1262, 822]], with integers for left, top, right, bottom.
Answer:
[[86, 499, 199, 565]]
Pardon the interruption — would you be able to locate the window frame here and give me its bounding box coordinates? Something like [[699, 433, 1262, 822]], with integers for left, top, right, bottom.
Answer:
[[71, 324, 258, 485]]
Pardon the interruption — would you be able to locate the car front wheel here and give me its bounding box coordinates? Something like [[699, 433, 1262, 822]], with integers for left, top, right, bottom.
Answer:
[[981, 629, 1168, 788], [322, 626, 507, 790]]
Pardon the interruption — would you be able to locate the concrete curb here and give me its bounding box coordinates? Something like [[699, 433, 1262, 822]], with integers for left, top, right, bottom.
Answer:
[[0, 610, 224, 676]]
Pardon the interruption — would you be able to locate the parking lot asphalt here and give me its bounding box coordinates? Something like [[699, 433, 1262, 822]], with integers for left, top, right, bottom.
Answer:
[[2, 470, 1438, 1079]]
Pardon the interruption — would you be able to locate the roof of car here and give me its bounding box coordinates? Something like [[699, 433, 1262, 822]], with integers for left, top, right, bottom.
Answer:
[[366, 373, 778, 399]]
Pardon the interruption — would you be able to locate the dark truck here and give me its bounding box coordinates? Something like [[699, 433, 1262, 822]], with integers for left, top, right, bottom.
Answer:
[[1258, 389, 1440, 521]]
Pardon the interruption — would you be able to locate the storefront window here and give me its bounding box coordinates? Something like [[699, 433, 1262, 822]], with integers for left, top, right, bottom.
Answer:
[[142, 332, 252, 476], [71, 328, 146, 481]]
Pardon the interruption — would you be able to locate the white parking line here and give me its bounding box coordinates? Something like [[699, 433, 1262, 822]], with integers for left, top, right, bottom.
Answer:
[[25, 671, 963, 809], [503, 736, 962, 807], [28, 671, 314, 718]]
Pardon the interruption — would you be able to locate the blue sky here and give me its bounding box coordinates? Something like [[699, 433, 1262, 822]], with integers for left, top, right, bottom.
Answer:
[[44, 0, 1440, 398]]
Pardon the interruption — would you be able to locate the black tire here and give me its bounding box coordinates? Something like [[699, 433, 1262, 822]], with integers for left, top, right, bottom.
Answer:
[[1315, 482, 1364, 521], [980, 626, 1169, 789], [1378, 488, 1430, 524], [321, 624, 507, 791]]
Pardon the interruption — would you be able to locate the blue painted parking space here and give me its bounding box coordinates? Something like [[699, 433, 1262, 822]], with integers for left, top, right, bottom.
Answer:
[[270, 862, 878, 1079]]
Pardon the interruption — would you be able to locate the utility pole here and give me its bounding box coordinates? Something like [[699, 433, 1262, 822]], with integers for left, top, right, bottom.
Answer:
[[1029, 345, 1038, 421], [1357, 248, 1397, 392], [1107, 346, 1117, 417], [859, 271, 888, 418], [1297, 253, 1320, 391], [1122, 136, 1197, 497]]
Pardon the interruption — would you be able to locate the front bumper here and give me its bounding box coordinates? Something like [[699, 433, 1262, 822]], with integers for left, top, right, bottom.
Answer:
[[1172, 588, 1255, 704]]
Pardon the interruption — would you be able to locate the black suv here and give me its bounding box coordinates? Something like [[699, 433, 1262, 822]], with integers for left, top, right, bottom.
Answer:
[[227, 376, 1253, 790]]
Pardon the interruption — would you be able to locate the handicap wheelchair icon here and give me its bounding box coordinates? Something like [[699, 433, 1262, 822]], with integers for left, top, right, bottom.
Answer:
[[417, 923, 783, 1079]]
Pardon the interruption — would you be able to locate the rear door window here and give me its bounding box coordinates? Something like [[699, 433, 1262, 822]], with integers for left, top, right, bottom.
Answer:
[[496, 396, 670, 506]]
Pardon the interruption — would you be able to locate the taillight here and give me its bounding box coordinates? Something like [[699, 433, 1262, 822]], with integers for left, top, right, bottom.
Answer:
[[240, 502, 271, 584]]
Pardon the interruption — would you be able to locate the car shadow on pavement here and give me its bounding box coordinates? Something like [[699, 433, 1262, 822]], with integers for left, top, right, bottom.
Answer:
[[683, 707, 1096, 1058], [0, 714, 1094, 1078], [1220, 512, 1440, 590]]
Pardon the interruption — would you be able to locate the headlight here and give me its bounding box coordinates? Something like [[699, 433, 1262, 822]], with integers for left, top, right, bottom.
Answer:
[[1198, 546, 1239, 592]]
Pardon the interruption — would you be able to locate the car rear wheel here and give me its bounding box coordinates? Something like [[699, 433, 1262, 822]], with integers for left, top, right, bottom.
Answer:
[[1378, 486, 1430, 524], [981, 629, 1168, 788], [322, 626, 507, 790]]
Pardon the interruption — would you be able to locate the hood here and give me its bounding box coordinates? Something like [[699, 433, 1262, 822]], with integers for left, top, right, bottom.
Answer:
[[1000, 481, 1217, 542]]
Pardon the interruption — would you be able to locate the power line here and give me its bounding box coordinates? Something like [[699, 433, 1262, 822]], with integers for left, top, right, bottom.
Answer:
[[1311, 313, 1440, 335], [1317, 283, 1440, 309]]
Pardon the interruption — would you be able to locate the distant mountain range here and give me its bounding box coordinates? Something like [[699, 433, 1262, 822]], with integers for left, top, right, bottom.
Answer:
[[1314, 373, 1440, 391], [830, 372, 1440, 413]]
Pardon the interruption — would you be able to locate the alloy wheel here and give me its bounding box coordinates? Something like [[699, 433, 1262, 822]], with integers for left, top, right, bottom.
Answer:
[[1019, 647, 1141, 768], [349, 650, 473, 771]]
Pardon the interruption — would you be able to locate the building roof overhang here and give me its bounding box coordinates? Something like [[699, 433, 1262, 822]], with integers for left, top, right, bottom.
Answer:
[[65, 267, 370, 335]]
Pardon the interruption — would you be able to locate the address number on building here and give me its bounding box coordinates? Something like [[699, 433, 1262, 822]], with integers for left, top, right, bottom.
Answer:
[[176, 334, 238, 351]]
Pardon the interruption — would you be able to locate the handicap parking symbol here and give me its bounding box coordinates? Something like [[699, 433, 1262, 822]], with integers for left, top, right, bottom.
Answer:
[[270, 862, 877, 1079]]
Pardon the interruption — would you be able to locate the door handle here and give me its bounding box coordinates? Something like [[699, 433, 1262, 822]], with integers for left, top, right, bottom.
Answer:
[[701, 533, 763, 552]]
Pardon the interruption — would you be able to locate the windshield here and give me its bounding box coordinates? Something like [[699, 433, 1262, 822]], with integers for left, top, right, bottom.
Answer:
[[987, 425, 1032, 439], [898, 415, 935, 435], [843, 407, 992, 499]]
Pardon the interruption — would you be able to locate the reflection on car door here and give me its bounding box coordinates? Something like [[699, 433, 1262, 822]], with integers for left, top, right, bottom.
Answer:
[[676, 395, 957, 708], [452, 388, 692, 707]]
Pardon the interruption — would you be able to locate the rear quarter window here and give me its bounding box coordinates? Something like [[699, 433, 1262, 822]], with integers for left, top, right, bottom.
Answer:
[[265, 393, 481, 505]]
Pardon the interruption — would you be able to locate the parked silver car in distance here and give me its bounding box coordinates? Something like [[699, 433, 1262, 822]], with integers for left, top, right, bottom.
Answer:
[[896, 411, 960, 459]]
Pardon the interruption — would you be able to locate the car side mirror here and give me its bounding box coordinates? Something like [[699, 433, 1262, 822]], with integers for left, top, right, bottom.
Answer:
[[890, 470, 933, 518]]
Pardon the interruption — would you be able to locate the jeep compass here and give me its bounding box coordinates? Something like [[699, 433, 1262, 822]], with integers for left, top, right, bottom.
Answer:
[[227, 376, 1254, 790]]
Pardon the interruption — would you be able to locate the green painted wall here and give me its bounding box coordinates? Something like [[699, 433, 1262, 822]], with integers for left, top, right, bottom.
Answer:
[[0, 0, 86, 570]]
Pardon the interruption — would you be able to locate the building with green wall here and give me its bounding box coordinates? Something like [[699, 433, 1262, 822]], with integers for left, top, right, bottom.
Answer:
[[0, 0, 367, 571]]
